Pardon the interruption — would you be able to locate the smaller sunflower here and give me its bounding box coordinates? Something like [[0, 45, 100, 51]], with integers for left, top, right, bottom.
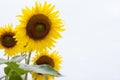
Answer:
[[0, 24, 20, 56], [32, 50, 62, 80]]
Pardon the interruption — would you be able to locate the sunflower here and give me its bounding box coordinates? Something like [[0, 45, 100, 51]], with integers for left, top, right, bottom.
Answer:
[[32, 50, 62, 80], [0, 24, 20, 56], [15, 1, 64, 52]]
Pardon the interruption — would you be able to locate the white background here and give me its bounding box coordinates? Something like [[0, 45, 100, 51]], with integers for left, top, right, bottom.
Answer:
[[0, 0, 120, 80]]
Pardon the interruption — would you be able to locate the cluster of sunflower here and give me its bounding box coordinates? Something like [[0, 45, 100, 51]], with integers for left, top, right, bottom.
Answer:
[[0, 1, 64, 80]]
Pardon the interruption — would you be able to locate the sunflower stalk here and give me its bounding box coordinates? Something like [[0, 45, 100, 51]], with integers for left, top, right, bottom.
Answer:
[[24, 52, 32, 80], [7, 56, 9, 61]]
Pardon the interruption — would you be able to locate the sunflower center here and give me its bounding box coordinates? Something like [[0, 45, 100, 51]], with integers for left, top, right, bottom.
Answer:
[[1, 33, 17, 48], [36, 55, 54, 68], [35, 24, 45, 32], [26, 14, 51, 40]]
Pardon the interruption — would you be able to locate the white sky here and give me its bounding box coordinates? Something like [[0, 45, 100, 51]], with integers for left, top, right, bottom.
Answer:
[[0, 0, 120, 80]]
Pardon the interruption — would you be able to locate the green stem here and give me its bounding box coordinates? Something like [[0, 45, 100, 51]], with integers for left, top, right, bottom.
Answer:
[[44, 75, 48, 80], [7, 56, 9, 60], [27, 52, 31, 64], [24, 52, 31, 80]]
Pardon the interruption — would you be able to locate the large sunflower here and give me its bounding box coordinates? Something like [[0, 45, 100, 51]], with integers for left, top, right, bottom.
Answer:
[[32, 50, 62, 80], [0, 24, 20, 56], [15, 1, 64, 52]]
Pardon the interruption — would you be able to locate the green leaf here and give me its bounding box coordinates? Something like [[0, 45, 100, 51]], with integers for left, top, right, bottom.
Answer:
[[39, 64, 62, 77], [4, 67, 11, 75], [0, 58, 8, 64], [9, 72, 22, 80], [19, 64, 61, 77], [6, 62, 27, 75], [11, 54, 27, 62]]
